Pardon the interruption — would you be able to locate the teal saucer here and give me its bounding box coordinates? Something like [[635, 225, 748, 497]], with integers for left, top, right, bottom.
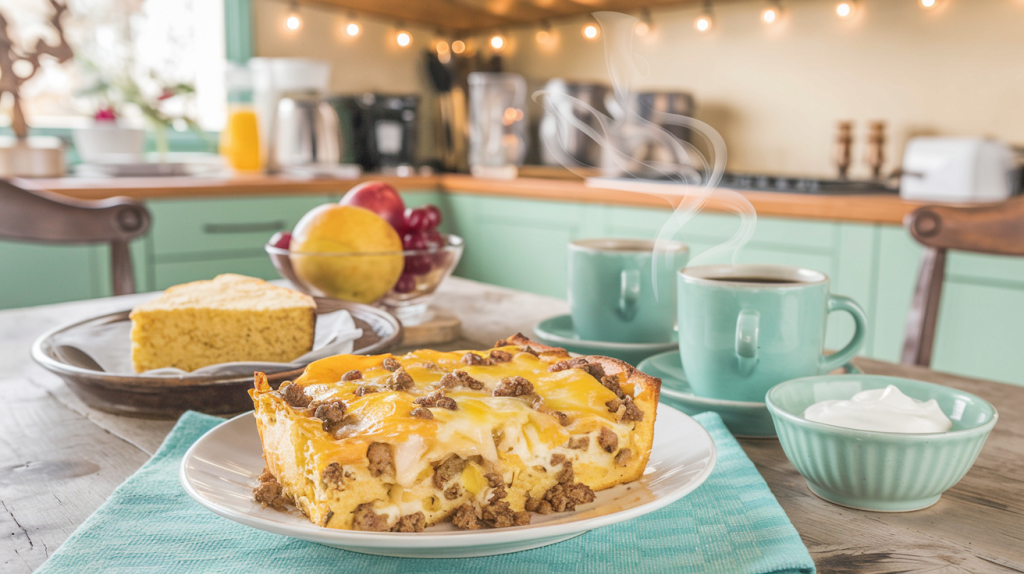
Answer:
[[532, 314, 677, 366], [638, 350, 863, 438], [638, 349, 778, 438]]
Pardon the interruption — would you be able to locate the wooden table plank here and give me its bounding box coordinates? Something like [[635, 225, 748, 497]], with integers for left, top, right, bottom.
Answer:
[[1, 278, 1022, 573]]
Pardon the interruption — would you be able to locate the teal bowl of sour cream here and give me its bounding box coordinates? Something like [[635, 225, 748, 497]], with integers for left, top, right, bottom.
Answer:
[[766, 374, 997, 512]]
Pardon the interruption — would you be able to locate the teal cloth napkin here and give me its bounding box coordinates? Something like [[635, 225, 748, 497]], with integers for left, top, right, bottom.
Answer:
[[38, 411, 815, 574]]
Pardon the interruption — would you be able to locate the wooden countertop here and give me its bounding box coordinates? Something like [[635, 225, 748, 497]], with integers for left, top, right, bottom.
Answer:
[[20, 173, 931, 225], [3, 278, 1023, 572]]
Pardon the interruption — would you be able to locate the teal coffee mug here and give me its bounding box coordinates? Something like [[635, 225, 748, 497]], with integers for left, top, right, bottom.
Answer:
[[677, 265, 868, 402], [568, 239, 689, 343]]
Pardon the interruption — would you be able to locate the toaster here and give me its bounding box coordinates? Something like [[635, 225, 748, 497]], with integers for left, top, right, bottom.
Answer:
[[900, 137, 1016, 203]]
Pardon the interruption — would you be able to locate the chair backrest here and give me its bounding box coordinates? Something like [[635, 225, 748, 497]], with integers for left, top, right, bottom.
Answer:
[[0, 179, 151, 295], [902, 196, 1024, 367]]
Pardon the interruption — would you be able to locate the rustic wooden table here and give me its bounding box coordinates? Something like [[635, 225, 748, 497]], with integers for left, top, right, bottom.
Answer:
[[2, 278, 1021, 573]]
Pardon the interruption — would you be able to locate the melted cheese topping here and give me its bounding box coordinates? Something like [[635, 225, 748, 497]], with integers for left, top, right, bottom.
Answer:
[[257, 347, 636, 508]]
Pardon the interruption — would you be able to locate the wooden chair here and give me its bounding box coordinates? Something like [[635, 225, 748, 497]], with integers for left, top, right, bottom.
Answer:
[[0, 178, 150, 295], [901, 196, 1024, 367]]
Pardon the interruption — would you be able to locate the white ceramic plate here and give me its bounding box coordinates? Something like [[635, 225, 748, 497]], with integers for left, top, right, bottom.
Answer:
[[180, 404, 716, 558]]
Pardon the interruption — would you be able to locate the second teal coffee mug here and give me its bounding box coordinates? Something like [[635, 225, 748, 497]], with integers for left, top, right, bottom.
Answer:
[[569, 238, 689, 343], [678, 264, 868, 402]]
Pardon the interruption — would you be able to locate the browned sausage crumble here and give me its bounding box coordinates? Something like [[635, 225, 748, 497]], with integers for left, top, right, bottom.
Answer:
[[253, 468, 292, 510], [493, 376, 534, 397], [598, 427, 619, 453], [384, 368, 414, 391], [352, 503, 390, 532], [410, 406, 434, 420], [382, 357, 402, 371], [567, 436, 590, 450], [461, 352, 488, 366], [341, 370, 363, 381], [313, 399, 347, 434], [367, 443, 395, 478], [432, 455, 466, 489], [414, 390, 458, 410], [278, 382, 311, 408], [488, 349, 513, 363]]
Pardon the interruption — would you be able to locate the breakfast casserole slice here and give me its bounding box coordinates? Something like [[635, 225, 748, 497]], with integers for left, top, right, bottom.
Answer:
[[250, 333, 661, 531]]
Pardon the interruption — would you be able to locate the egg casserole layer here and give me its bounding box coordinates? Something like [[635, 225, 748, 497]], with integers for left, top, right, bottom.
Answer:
[[250, 334, 661, 532]]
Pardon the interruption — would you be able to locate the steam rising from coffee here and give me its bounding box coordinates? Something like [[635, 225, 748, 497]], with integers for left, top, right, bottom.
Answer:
[[535, 12, 757, 300]]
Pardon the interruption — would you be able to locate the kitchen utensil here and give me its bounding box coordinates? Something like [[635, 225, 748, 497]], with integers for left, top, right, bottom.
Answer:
[[900, 137, 1016, 202], [468, 72, 528, 179], [267, 93, 343, 173], [31, 297, 402, 419], [180, 403, 715, 557], [678, 265, 868, 403], [568, 238, 688, 343], [532, 314, 677, 365], [767, 374, 997, 511]]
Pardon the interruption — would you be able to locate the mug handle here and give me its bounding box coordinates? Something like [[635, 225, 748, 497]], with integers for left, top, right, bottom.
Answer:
[[819, 294, 869, 373], [617, 269, 641, 320], [734, 309, 760, 375]]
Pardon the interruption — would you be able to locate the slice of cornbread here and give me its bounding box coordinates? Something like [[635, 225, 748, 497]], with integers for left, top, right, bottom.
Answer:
[[130, 274, 316, 373]]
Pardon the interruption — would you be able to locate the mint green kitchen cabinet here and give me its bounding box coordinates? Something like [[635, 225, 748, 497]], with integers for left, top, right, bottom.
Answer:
[[446, 194, 1023, 387]]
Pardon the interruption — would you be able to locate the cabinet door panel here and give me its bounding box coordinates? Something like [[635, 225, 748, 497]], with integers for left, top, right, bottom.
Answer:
[[0, 242, 104, 309], [148, 195, 330, 256], [932, 282, 1024, 386]]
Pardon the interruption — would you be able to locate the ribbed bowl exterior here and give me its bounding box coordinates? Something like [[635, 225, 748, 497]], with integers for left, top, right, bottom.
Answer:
[[766, 375, 997, 512]]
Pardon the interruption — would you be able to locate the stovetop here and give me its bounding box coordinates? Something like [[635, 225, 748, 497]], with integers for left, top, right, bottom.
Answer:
[[717, 173, 895, 195]]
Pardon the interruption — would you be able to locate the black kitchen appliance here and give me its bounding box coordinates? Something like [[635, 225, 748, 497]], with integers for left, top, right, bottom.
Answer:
[[330, 93, 419, 171]]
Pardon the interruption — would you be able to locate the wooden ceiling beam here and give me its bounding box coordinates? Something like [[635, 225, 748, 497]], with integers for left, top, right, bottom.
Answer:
[[311, 0, 706, 33]]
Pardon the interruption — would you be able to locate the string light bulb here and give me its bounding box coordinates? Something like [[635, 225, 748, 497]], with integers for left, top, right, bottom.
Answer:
[[635, 9, 652, 36], [919, 0, 938, 8], [284, 1, 301, 30], [835, 1, 855, 18], [761, 1, 781, 24], [536, 21, 552, 44], [694, 1, 714, 32], [345, 22, 361, 36], [451, 40, 466, 54], [582, 23, 599, 40], [490, 34, 506, 51], [396, 30, 412, 47]]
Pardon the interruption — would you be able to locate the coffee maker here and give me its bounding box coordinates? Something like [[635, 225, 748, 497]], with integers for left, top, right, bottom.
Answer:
[[331, 93, 419, 172]]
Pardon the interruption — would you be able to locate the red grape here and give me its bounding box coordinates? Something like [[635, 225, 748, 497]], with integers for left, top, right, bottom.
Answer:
[[423, 230, 444, 249], [402, 231, 428, 251], [340, 182, 405, 230], [403, 207, 432, 232], [422, 205, 442, 229], [269, 231, 292, 250], [404, 254, 432, 275], [393, 273, 417, 293]]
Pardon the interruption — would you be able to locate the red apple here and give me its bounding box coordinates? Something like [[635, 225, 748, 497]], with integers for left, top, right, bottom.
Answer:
[[269, 231, 292, 250], [340, 181, 406, 230]]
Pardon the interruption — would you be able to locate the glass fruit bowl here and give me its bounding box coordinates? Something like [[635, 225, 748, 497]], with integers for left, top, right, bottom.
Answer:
[[266, 234, 464, 325]]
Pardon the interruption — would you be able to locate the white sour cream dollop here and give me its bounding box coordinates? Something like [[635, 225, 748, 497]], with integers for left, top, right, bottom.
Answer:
[[803, 384, 952, 434]]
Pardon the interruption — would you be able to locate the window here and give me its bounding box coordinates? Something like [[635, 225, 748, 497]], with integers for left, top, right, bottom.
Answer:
[[1, 0, 226, 131]]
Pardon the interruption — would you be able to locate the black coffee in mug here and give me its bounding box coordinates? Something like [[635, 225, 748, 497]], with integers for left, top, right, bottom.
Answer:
[[706, 277, 801, 284]]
